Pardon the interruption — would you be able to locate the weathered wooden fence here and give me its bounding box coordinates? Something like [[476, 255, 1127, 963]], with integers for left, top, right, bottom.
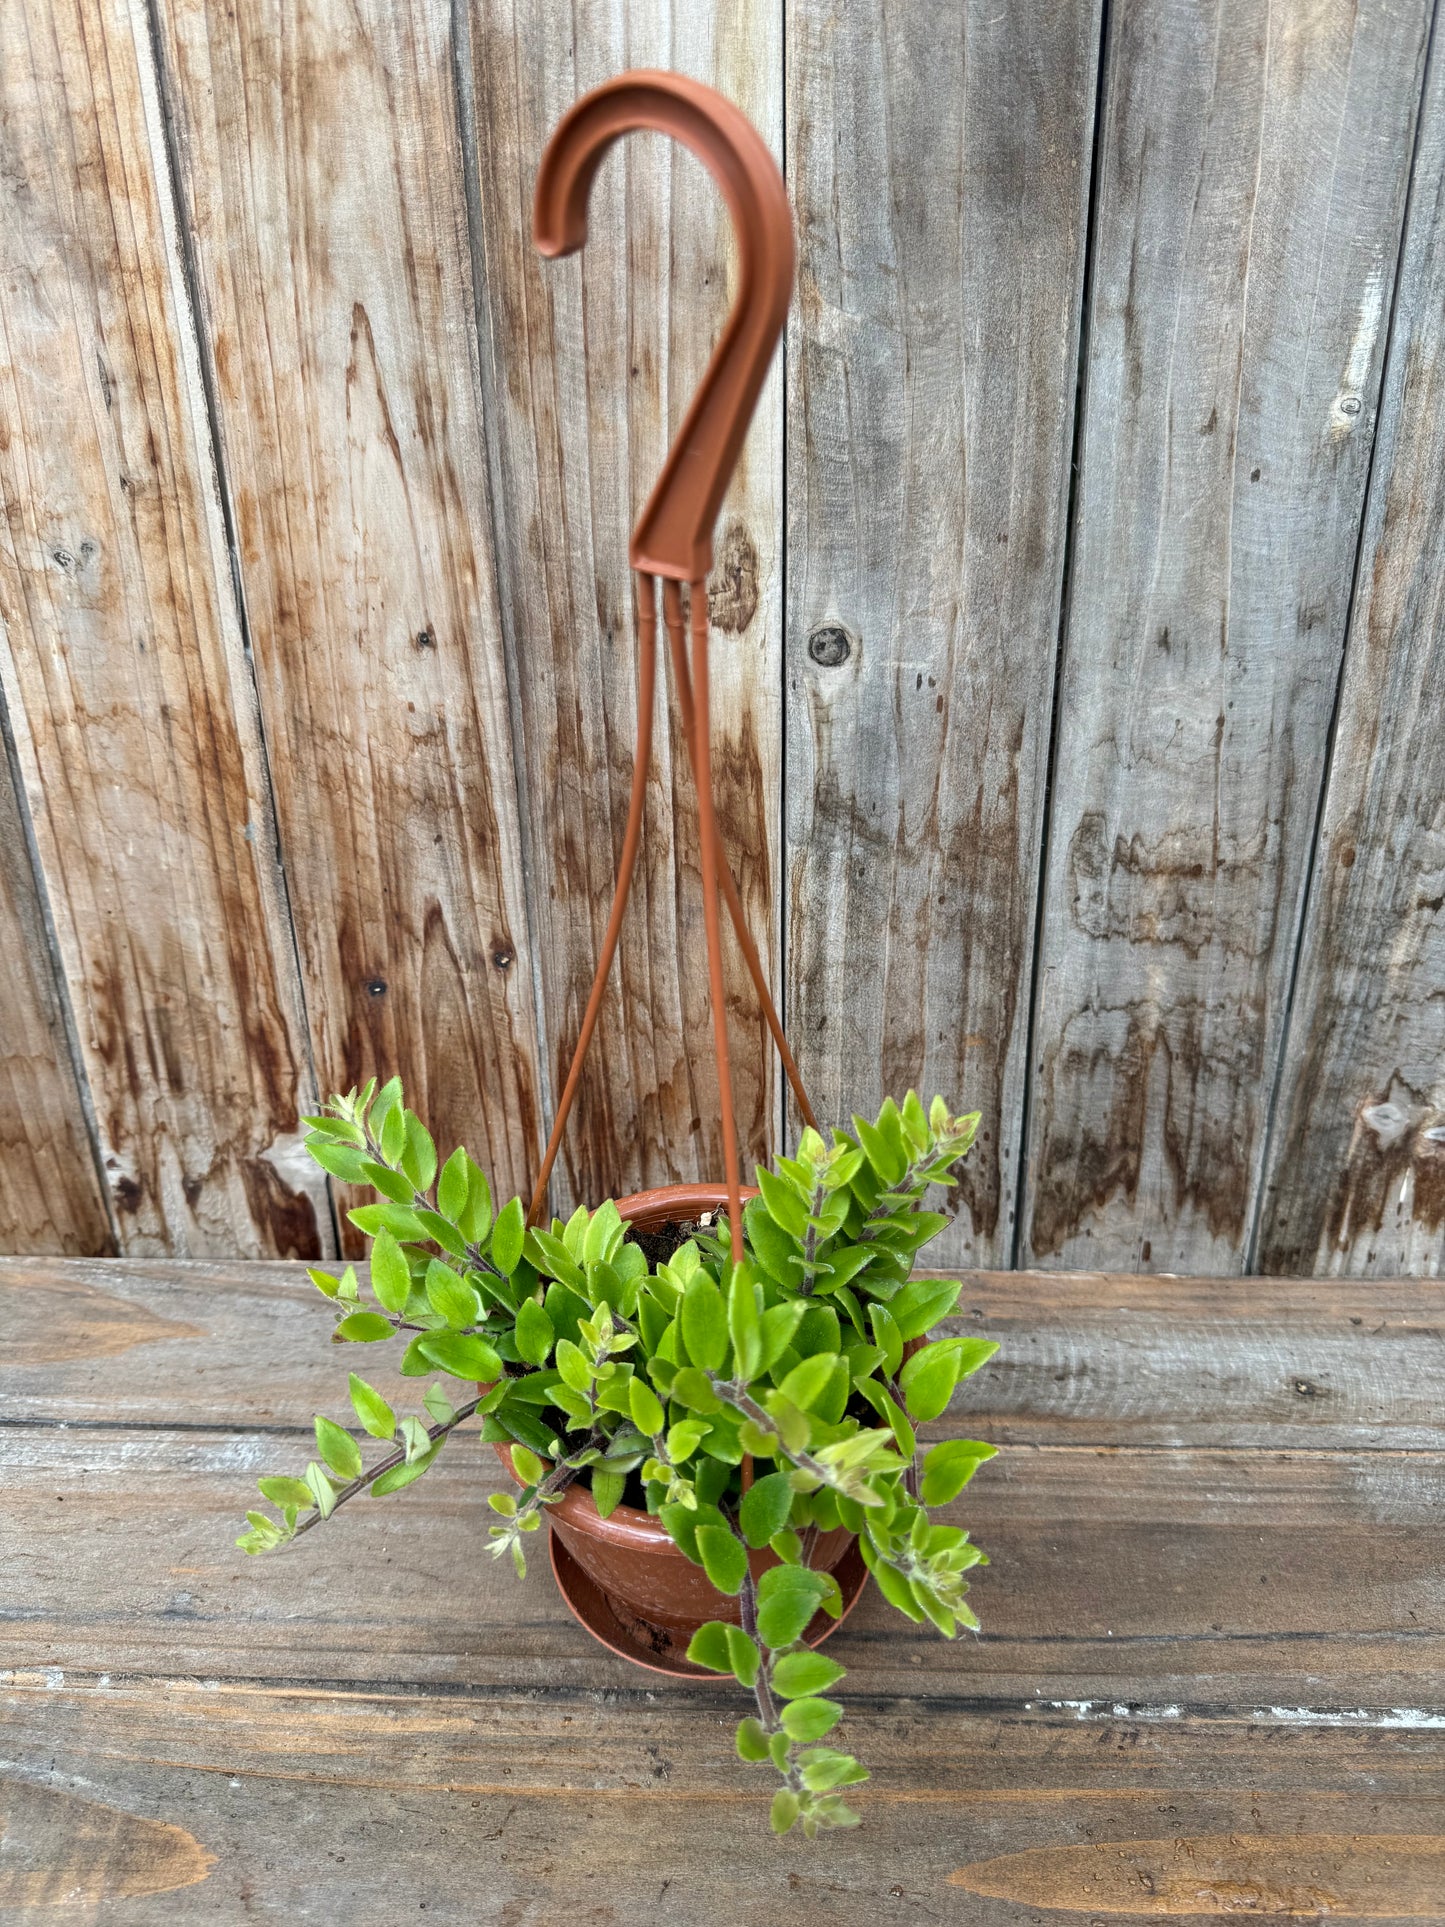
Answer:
[[2, 0, 1442, 1275]]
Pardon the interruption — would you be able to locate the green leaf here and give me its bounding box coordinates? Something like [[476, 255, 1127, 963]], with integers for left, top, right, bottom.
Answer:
[[510, 1443, 547, 1484], [779, 1696, 843, 1742], [399, 1332, 435, 1377], [304, 1461, 337, 1517], [694, 1523, 748, 1596], [436, 1146, 470, 1222], [628, 1376, 666, 1437], [257, 1475, 315, 1510], [591, 1467, 626, 1519], [770, 1650, 846, 1699], [378, 1098, 407, 1166], [727, 1265, 763, 1380], [770, 1788, 800, 1835], [368, 1229, 412, 1314], [889, 1276, 963, 1341], [422, 1382, 456, 1426], [425, 1259, 482, 1330], [490, 1196, 526, 1275], [776, 1352, 840, 1413], [899, 1336, 999, 1421], [746, 1200, 804, 1286], [685, 1620, 734, 1672], [314, 1415, 362, 1481], [868, 1302, 904, 1377], [665, 1419, 708, 1463], [459, 1158, 494, 1246], [333, 1312, 394, 1343], [670, 1365, 721, 1413], [411, 1208, 466, 1259], [514, 1296, 555, 1367], [554, 1338, 592, 1394], [372, 1445, 440, 1495], [302, 1113, 365, 1144], [307, 1139, 370, 1183], [348, 1202, 429, 1243], [348, 1373, 396, 1439], [920, 1437, 998, 1507], [307, 1267, 342, 1299], [527, 1228, 586, 1293], [865, 1548, 927, 1622], [417, 1332, 501, 1381], [401, 1112, 437, 1192], [582, 1199, 622, 1266], [359, 1159, 415, 1205], [759, 1299, 806, 1372], [735, 1717, 771, 1763], [680, 1274, 729, 1373], [724, 1624, 761, 1687], [738, 1470, 793, 1548], [756, 1166, 809, 1237], [755, 1565, 831, 1648]]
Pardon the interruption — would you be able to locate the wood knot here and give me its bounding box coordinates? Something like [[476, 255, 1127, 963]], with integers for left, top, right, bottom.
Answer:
[[807, 623, 853, 667], [365, 978, 388, 998]]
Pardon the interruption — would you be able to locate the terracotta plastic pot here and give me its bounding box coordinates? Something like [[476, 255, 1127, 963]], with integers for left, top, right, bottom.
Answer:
[[504, 1181, 855, 1640]]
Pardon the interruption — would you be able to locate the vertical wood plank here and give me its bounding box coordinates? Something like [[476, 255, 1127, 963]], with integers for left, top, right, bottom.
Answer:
[[465, 2, 783, 1213], [0, 743, 112, 1254], [1257, 25, 1445, 1280], [154, 0, 543, 1230], [785, 0, 1102, 1265], [1022, 0, 1432, 1274], [0, 0, 328, 1254]]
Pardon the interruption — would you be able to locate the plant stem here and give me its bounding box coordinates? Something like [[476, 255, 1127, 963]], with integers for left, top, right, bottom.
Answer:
[[704, 1375, 842, 1490], [798, 1180, 826, 1296], [290, 1394, 484, 1542]]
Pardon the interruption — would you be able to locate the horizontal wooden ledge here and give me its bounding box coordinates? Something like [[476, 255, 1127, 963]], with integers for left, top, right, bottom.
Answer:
[[4, 1258, 1442, 1448]]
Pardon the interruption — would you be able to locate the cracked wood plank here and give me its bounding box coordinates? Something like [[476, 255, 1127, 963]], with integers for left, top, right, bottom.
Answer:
[[152, 0, 542, 1243], [464, 2, 783, 1214], [1022, 0, 1434, 1275], [0, 759, 110, 1253], [785, 0, 1102, 1267], [0, 0, 326, 1255], [1257, 26, 1445, 1280]]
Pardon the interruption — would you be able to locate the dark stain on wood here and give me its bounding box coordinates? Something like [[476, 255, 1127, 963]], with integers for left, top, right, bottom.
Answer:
[[706, 518, 760, 635]]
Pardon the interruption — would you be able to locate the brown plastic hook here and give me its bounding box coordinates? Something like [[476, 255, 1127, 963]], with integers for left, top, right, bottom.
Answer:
[[533, 69, 795, 582], [528, 73, 807, 1259]]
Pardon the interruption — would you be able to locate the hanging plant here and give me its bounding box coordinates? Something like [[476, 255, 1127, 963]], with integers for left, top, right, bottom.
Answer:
[[241, 1075, 997, 1836]]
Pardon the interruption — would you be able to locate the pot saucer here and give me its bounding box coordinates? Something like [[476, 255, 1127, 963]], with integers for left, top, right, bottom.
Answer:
[[548, 1530, 870, 1680]]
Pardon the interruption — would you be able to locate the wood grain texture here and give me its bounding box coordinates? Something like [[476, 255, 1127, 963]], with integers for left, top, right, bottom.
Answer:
[[465, 2, 783, 1215], [1257, 27, 1445, 1280], [4, 1261, 1443, 1708], [785, 0, 1102, 1268], [7, 1257, 1443, 1446], [3, 1257, 1444, 1921], [0, 756, 111, 1253], [153, 0, 542, 1239], [3, 1706, 1440, 1927], [0, 0, 326, 1255], [1023, 0, 1433, 1274]]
